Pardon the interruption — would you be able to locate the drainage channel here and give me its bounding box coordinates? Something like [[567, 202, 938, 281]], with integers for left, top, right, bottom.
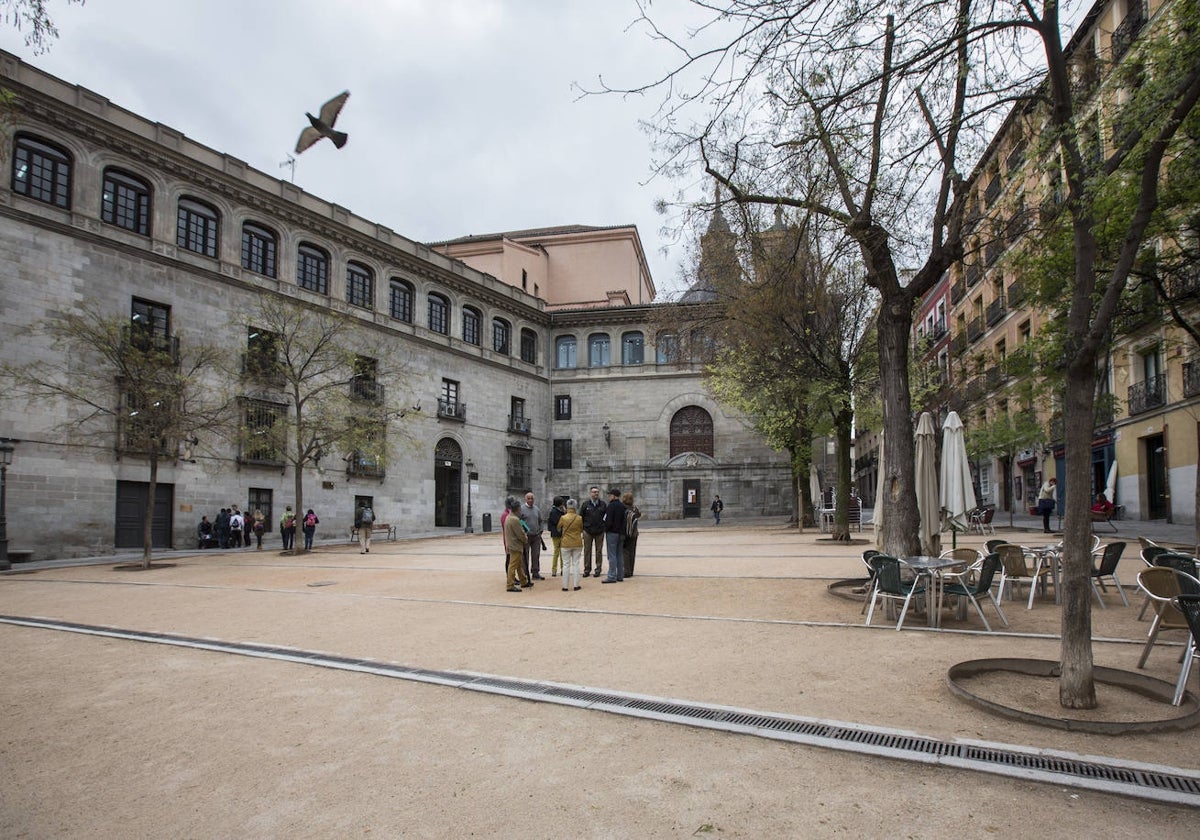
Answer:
[[4, 614, 1199, 808]]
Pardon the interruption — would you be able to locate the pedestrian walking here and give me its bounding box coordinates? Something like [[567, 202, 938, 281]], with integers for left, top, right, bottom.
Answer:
[[711, 494, 723, 525], [302, 508, 319, 550], [356, 502, 375, 554]]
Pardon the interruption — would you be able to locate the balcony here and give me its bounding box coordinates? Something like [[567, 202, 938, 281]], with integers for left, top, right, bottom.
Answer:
[[985, 366, 1005, 391], [984, 241, 1003, 267], [930, 319, 947, 341], [1007, 279, 1027, 308], [965, 262, 982, 288], [346, 455, 385, 479], [950, 332, 968, 357], [350, 379, 384, 404], [1127, 374, 1166, 416], [1005, 141, 1026, 174], [967, 316, 984, 343], [437, 399, 467, 421], [1114, 284, 1159, 334], [1167, 267, 1200, 301], [984, 177, 1001, 207], [1184, 361, 1200, 398], [508, 415, 531, 435], [965, 377, 983, 404], [1111, 0, 1146, 61], [986, 297, 1007, 326], [951, 279, 966, 304]]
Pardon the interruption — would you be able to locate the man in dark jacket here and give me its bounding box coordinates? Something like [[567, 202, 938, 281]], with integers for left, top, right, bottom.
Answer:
[[580, 486, 607, 578], [602, 488, 626, 583]]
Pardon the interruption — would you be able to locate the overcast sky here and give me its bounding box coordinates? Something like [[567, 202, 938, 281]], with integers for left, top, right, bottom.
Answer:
[[2, 0, 713, 296]]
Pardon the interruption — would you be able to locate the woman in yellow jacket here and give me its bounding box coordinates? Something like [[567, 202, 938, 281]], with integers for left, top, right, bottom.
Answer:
[[558, 498, 585, 591]]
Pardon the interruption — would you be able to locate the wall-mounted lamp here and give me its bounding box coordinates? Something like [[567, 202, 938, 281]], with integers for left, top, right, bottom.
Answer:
[[602, 421, 611, 448]]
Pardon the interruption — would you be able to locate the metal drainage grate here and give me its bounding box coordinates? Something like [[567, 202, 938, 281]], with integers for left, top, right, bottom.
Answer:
[[4, 614, 1198, 807]]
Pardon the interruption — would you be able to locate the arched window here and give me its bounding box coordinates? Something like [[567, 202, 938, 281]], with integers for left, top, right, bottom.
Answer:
[[102, 168, 151, 235], [297, 243, 330, 294], [462, 306, 481, 345], [389, 279, 414, 322], [655, 331, 679, 364], [240, 221, 277, 277], [176, 196, 219, 257], [588, 332, 611, 367], [555, 336, 577, 369], [670, 406, 714, 458], [493, 317, 511, 355], [520, 328, 537, 364], [346, 261, 374, 310], [12, 134, 71, 208], [622, 331, 644, 365], [427, 292, 449, 335]]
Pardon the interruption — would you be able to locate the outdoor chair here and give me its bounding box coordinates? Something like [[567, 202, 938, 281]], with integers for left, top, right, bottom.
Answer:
[[941, 553, 1008, 632], [1136, 545, 1175, 619], [859, 549, 882, 615], [865, 555, 926, 631], [996, 543, 1051, 606], [1172, 594, 1200, 706], [1156, 552, 1200, 579], [1137, 535, 1160, 552], [938, 547, 983, 582], [984, 539, 1009, 555], [1090, 541, 1129, 608], [969, 507, 995, 535], [1135, 566, 1200, 669]]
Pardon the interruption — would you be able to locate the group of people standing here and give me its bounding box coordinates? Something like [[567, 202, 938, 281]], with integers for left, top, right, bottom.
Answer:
[[197, 505, 320, 551], [501, 486, 639, 593], [197, 506, 263, 549]]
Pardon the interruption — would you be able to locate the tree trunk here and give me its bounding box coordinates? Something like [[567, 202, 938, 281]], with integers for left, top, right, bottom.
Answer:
[[292, 395, 306, 554], [1059, 355, 1098, 709], [878, 300, 921, 558], [142, 453, 157, 570]]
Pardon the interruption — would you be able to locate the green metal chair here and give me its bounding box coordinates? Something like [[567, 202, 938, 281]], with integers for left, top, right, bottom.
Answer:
[[865, 555, 926, 631], [941, 553, 1008, 632]]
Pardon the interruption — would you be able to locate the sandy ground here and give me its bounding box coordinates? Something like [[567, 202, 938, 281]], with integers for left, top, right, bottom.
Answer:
[[1, 523, 1196, 838]]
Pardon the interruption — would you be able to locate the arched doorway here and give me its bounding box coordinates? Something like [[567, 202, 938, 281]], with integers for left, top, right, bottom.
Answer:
[[434, 437, 463, 527]]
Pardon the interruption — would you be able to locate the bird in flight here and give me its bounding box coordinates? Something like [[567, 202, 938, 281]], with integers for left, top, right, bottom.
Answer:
[[295, 91, 350, 154]]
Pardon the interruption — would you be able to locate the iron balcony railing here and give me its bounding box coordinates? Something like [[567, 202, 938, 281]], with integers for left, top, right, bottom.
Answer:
[[350, 379, 384, 403], [1183, 361, 1200, 398], [1111, 1, 1146, 61], [951, 280, 966, 304], [967, 315, 985, 342], [437, 399, 467, 421], [986, 297, 1007, 326], [508, 415, 531, 435], [950, 332, 968, 357], [1127, 374, 1166, 416]]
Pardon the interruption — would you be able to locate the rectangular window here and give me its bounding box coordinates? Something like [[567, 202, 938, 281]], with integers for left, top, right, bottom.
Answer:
[[493, 319, 511, 355], [555, 395, 571, 420], [589, 334, 611, 367], [509, 397, 529, 434], [247, 488, 273, 531], [129, 298, 173, 355], [428, 295, 448, 335], [506, 447, 532, 491], [556, 337, 577, 369], [622, 332, 644, 365], [244, 328, 279, 378], [553, 439, 572, 470], [351, 356, 382, 403], [438, 378, 464, 420], [462, 309, 480, 345], [239, 397, 286, 465], [176, 199, 218, 257], [520, 329, 537, 364]]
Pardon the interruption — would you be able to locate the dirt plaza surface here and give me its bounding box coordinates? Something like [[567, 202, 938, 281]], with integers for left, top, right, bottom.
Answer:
[[1, 520, 1197, 838]]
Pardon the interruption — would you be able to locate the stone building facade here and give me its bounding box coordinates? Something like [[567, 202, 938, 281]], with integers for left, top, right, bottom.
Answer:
[[0, 51, 791, 560]]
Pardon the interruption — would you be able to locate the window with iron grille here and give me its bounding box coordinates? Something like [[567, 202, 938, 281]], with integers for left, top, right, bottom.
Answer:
[[239, 397, 285, 465], [493, 318, 511, 355], [555, 395, 571, 420], [176, 197, 219, 257], [506, 447, 532, 491], [389, 279, 413, 322], [351, 356, 382, 403], [553, 439, 572, 469], [462, 307, 481, 345], [520, 328, 537, 364], [102, 168, 150, 234], [428, 293, 449, 335], [247, 488, 273, 529], [240, 222, 277, 277], [297, 244, 329, 294], [12, 134, 71, 208], [244, 327, 279, 378], [346, 261, 374, 309]]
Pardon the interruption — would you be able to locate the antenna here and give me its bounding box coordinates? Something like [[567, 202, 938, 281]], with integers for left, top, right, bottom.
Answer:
[[279, 155, 296, 183]]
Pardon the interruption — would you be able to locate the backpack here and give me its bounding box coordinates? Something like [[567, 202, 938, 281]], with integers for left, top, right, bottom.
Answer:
[[304, 512, 317, 528], [283, 513, 295, 529], [624, 511, 639, 539], [360, 507, 374, 526]]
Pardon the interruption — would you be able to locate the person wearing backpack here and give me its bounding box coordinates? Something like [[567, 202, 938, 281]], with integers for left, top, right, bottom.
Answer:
[[356, 503, 375, 554], [546, 496, 565, 577], [280, 505, 297, 551], [302, 508, 319, 550]]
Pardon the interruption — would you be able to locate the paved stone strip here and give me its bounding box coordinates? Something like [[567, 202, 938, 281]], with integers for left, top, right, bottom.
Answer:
[[3, 613, 1198, 807]]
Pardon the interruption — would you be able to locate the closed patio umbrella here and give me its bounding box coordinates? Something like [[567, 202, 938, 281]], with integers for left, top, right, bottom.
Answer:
[[940, 411, 976, 549], [915, 412, 940, 557], [1105, 461, 1118, 504], [809, 463, 822, 524]]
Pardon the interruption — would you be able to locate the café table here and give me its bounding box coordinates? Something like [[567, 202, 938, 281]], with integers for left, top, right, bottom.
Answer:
[[901, 555, 970, 628], [1022, 543, 1062, 607]]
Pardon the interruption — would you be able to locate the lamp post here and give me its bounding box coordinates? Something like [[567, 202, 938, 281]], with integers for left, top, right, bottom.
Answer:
[[0, 438, 15, 572], [464, 460, 475, 534]]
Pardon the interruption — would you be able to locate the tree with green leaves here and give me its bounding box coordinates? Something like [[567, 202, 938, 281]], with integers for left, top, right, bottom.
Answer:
[[3, 301, 228, 568]]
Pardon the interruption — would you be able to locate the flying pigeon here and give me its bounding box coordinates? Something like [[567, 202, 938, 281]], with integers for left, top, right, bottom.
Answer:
[[295, 91, 350, 154]]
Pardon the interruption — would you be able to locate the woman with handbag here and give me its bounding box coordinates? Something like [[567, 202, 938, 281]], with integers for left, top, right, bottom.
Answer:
[[1036, 477, 1057, 534]]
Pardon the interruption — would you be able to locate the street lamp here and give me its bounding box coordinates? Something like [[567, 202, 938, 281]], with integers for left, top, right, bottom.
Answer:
[[464, 460, 476, 534], [0, 438, 16, 572]]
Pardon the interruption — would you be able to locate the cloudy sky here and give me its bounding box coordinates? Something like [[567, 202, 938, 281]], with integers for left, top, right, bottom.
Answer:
[[2, 0, 714, 296]]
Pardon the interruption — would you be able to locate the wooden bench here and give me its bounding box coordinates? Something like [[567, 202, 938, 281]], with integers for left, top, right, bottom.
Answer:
[[348, 523, 396, 542]]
